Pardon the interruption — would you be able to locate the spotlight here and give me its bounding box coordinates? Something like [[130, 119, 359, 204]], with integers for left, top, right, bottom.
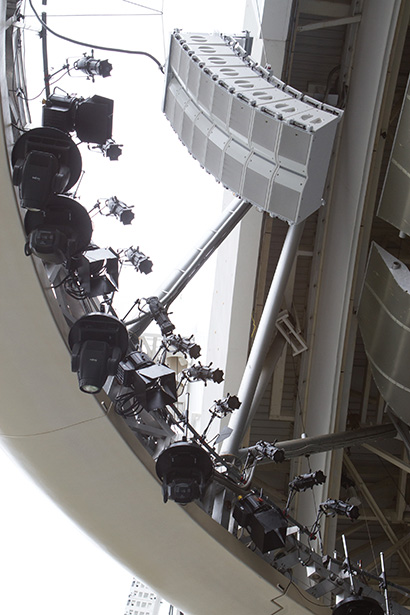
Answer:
[[24, 195, 92, 264], [320, 498, 360, 520], [164, 334, 201, 359], [147, 297, 175, 336], [254, 441, 285, 463], [69, 313, 128, 394], [101, 139, 122, 161], [74, 51, 112, 79], [233, 494, 287, 553], [125, 247, 153, 274], [117, 351, 177, 411], [212, 394, 241, 417], [184, 362, 224, 384], [289, 470, 326, 492], [43, 93, 114, 145], [106, 196, 134, 225], [155, 441, 214, 504], [11, 127, 82, 210], [333, 596, 384, 615], [202, 393, 240, 441], [74, 246, 119, 297]]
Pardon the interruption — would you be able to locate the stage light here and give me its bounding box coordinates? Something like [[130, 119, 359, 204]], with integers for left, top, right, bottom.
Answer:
[[164, 334, 201, 359], [43, 93, 114, 145], [202, 394, 240, 441], [333, 596, 384, 615], [147, 297, 175, 336], [184, 362, 224, 384], [233, 494, 287, 553], [24, 195, 92, 264], [11, 127, 82, 210], [69, 313, 128, 394], [125, 247, 153, 274], [117, 351, 177, 411], [321, 498, 360, 520], [74, 51, 112, 79], [289, 470, 326, 492], [101, 139, 122, 161], [212, 394, 241, 417], [155, 441, 214, 504], [74, 246, 119, 297], [254, 441, 285, 463], [106, 196, 134, 225]]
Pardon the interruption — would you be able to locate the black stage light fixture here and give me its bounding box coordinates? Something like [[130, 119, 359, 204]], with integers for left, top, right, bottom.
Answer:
[[254, 441, 285, 463], [164, 334, 201, 359], [117, 351, 177, 411], [289, 470, 326, 492], [69, 313, 128, 394], [11, 127, 82, 210], [185, 362, 224, 384], [233, 494, 287, 553], [24, 195, 92, 264], [212, 394, 241, 417], [74, 52, 112, 79], [74, 246, 119, 297], [333, 596, 384, 615], [155, 441, 214, 504], [125, 247, 153, 274], [106, 196, 134, 225], [100, 139, 122, 161], [321, 498, 360, 520], [147, 297, 175, 336], [43, 93, 114, 145]]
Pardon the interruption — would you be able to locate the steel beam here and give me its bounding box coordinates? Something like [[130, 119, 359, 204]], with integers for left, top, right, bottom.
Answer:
[[126, 198, 252, 336], [343, 453, 410, 575], [387, 408, 410, 458], [297, 15, 361, 33], [361, 442, 410, 474], [223, 221, 305, 454], [239, 422, 397, 461], [241, 333, 287, 439]]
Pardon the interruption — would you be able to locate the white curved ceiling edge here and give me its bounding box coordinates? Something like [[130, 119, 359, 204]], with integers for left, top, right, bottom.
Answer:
[[0, 5, 322, 614]]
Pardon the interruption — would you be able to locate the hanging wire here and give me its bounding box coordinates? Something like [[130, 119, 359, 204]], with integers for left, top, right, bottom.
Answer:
[[160, 0, 167, 64], [121, 0, 163, 13], [351, 479, 380, 575], [28, 0, 165, 73]]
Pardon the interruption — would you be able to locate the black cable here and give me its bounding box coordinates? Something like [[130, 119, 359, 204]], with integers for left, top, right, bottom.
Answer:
[[28, 0, 164, 73], [23, 67, 70, 101], [287, 578, 331, 608], [10, 121, 27, 132]]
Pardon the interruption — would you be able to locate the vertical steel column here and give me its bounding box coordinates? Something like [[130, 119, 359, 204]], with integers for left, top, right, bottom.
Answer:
[[127, 198, 252, 336], [223, 221, 305, 455]]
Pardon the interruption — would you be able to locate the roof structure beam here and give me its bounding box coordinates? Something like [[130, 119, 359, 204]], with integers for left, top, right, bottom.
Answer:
[[343, 452, 410, 575], [360, 442, 410, 474], [297, 14, 361, 32]]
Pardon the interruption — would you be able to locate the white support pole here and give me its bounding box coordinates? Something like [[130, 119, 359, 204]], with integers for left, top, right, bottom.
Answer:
[[223, 221, 305, 455], [127, 198, 252, 336]]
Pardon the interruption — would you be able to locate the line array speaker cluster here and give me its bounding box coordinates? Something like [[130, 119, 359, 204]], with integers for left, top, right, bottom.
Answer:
[[164, 31, 343, 225]]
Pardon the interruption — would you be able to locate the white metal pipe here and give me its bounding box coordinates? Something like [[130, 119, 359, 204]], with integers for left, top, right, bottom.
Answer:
[[223, 221, 305, 454], [241, 333, 287, 438], [127, 198, 252, 336]]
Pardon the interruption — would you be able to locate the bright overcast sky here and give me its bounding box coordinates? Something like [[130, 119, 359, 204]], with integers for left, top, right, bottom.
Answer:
[[0, 1, 247, 614]]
